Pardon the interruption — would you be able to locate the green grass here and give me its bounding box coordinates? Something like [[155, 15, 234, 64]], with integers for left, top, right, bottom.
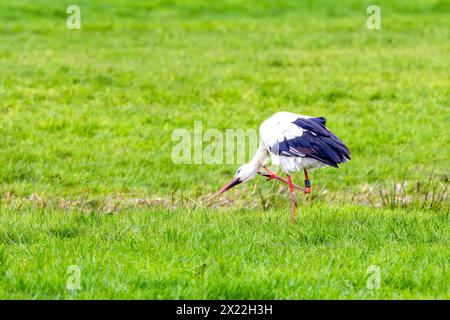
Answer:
[[1, 0, 449, 196], [0, 0, 449, 299], [0, 204, 448, 299]]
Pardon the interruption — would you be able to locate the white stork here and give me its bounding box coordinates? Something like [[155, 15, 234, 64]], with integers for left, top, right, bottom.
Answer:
[[209, 111, 351, 224]]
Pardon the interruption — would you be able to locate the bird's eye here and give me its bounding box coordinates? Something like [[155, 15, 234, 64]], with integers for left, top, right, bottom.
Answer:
[[235, 169, 241, 175]]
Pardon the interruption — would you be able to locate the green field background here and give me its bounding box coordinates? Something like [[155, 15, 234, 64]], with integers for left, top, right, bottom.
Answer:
[[1, 0, 448, 197], [0, 0, 448, 299]]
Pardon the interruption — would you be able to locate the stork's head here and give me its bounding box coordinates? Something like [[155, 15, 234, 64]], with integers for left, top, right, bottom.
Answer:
[[208, 163, 259, 200]]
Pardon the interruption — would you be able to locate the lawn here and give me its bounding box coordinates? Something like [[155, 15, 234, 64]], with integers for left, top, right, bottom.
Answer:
[[0, 0, 448, 299], [0, 205, 448, 299]]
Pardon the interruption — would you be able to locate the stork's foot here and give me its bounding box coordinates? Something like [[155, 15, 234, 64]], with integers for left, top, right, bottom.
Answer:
[[258, 172, 276, 181], [259, 166, 306, 193]]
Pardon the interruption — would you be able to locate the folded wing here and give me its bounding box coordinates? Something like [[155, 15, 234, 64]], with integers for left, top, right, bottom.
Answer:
[[268, 117, 351, 168]]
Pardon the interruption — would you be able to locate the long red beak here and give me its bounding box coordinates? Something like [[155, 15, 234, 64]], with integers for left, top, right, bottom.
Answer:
[[207, 178, 242, 201]]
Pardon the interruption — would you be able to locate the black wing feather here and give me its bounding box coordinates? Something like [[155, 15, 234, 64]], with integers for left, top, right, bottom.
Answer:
[[272, 117, 351, 168]]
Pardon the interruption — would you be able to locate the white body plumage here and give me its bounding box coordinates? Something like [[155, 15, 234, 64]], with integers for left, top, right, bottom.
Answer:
[[259, 112, 327, 173]]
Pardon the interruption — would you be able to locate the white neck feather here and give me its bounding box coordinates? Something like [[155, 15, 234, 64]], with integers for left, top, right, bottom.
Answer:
[[249, 142, 268, 168]]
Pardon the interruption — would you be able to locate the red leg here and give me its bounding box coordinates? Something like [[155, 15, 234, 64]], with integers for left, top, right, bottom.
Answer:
[[304, 169, 311, 194], [287, 174, 296, 225], [260, 166, 306, 193]]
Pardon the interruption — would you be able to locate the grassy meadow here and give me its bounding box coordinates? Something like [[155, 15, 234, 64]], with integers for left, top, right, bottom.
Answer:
[[0, 0, 449, 299]]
